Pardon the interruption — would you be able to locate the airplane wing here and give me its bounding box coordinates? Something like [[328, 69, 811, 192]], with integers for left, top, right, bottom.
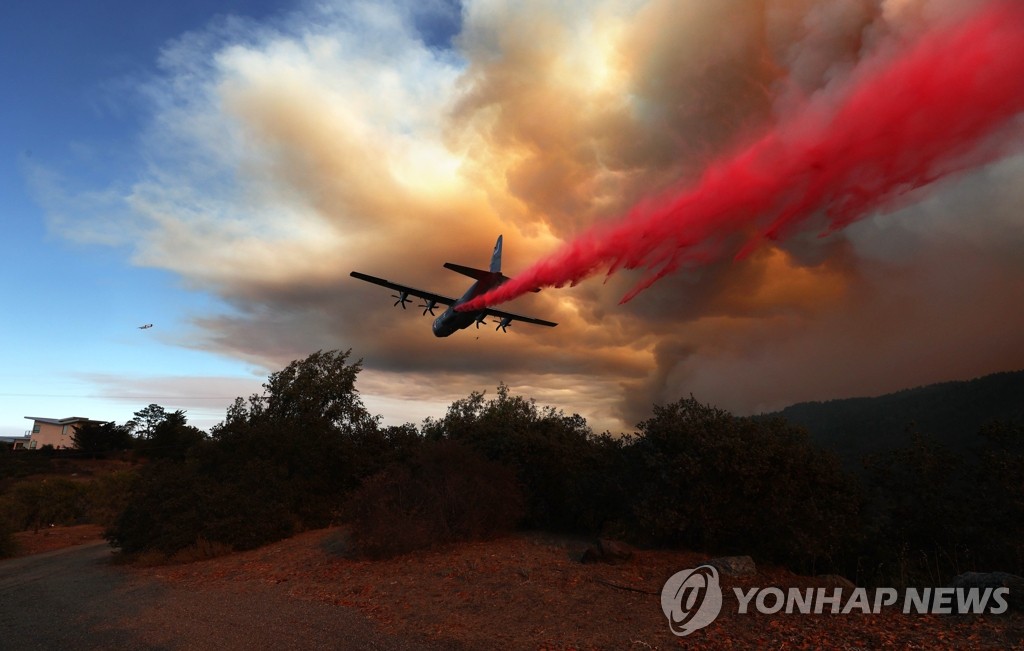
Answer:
[[350, 271, 456, 307], [351, 271, 556, 328], [484, 307, 557, 328]]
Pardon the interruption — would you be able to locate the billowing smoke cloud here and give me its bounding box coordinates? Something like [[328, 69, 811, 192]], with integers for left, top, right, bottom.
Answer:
[[42, 0, 1024, 432], [461, 0, 1024, 310]]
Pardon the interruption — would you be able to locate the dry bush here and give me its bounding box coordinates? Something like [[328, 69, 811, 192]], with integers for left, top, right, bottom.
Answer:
[[0, 524, 17, 559], [344, 441, 523, 558], [169, 537, 235, 564]]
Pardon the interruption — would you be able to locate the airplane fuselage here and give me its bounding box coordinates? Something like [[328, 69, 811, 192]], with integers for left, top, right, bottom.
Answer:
[[432, 275, 505, 337], [350, 234, 556, 337]]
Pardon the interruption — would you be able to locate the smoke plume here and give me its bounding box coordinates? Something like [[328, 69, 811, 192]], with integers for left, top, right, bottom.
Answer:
[[461, 0, 1024, 311]]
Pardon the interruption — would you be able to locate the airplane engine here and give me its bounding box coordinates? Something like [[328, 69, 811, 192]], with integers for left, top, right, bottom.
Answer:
[[391, 291, 411, 309]]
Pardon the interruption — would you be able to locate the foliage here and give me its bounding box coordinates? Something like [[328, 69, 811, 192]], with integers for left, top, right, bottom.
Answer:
[[0, 451, 53, 487], [71, 421, 133, 458], [344, 441, 523, 558], [771, 370, 1024, 469], [858, 421, 1024, 586], [107, 349, 417, 556], [107, 457, 298, 554], [128, 404, 169, 439], [228, 349, 372, 431], [627, 397, 860, 570], [84, 470, 139, 528], [134, 410, 206, 460], [422, 384, 623, 532], [95, 347, 1024, 589], [0, 477, 90, 531], [0, 521, 15, 559], [0, 459, 138, 537], [974, 420, 1024, 567]]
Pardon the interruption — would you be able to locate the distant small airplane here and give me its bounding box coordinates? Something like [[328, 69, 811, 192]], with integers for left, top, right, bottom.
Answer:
[[350, 235, 557, 337], [138, 324, 153, 329]]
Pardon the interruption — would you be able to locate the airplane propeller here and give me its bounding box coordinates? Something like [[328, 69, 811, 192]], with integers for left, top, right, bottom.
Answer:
[[474, 314, 487, 329], [495, 317, 513, 333], [391, 292, 411, 309], [420, 299, 437, 316]]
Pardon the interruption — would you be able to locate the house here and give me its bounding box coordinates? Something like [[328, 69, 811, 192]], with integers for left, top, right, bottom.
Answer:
[[1, 435, 31, 450], [23, 416, 108, 450]]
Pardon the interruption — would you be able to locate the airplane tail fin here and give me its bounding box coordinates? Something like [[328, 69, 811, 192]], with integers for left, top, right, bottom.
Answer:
[[442, 235, 503, 281], [490, 235, 503, 273], [442, 234, 540, 292]]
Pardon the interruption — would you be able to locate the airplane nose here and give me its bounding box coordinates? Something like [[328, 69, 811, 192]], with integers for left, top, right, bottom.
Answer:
[[432, 320, 452, 337]]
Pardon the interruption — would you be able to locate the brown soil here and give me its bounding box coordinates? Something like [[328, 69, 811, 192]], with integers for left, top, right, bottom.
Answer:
[[13, 526, 1024, 650]]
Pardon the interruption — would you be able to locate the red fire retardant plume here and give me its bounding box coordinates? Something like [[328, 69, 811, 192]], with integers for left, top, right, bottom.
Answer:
[[459, 0, 1024, 312]]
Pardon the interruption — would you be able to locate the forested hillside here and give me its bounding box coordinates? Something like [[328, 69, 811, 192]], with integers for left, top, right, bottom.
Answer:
[[766, 370, 1024, 468]]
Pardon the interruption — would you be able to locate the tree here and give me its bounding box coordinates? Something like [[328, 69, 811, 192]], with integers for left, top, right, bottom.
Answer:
[[129, 404, 168, 440], [109, 350, 392, 556], [71, 421, 132, 458], [629, 397, 860, 570], [860, 421, 1024, 585], [422, 384, 613, 532], [136, 410, 206, 460], [251, 349, 373, 432]]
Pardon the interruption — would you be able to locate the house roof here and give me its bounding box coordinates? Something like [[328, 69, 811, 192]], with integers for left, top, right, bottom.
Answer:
[[24, 416, 108, 426]]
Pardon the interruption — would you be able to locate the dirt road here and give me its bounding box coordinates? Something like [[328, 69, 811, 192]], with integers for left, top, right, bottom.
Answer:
[[0, 542, 459, 650]]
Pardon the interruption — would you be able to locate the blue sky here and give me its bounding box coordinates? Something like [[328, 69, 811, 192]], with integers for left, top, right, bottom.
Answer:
[[3, 1, 1023, 440], [1, 1, 295, 436]]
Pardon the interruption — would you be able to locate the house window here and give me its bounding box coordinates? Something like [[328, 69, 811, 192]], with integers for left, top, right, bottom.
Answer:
[[32, 424, 40, 433], [62, 425, 71, 436], [29, 440, 37, 449]]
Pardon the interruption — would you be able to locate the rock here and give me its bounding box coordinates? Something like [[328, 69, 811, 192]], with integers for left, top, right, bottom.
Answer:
[[598, 539, 634, 564], [948, 571, 1024, 612], [579, 538, 634, 565], [816, 574, 856, 590], [708, 555, 756, 577]]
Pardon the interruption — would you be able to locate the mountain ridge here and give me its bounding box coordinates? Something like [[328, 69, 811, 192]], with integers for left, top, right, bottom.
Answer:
[[762, 369, 1024, 468]]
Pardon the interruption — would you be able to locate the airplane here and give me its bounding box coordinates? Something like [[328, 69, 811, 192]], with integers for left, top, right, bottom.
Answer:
[[350, 235, 557, 337], [138, 323, 153, 329]]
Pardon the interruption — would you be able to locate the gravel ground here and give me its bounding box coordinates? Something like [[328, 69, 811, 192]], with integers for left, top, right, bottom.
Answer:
[[5, 529, 1022, 650], [0, 542, 461, 651]]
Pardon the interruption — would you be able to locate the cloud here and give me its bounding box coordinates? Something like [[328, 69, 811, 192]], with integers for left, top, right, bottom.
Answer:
[[79, 372, 266, 431], [44, 0, 1024, 433]]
